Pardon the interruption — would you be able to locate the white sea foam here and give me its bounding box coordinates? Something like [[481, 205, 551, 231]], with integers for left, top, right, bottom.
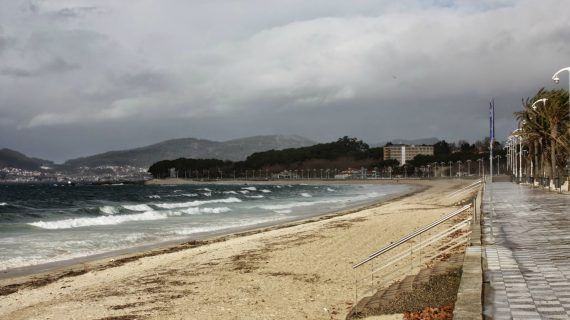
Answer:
[[239, 190, 250, 194], [0, 202, 7, 206], [275, 209, 292, 214], [326, 188, 336, 192], [300, 193, 312, 198], [200, 207, 232, 214], [28, 211, 168, 230], [223, 191, 238, 194], [260, 189, 271, 193], [148, 195, 161, 199], [202, 192, 212, 197], [198, 188, 212, 192], [122, 204, 153, 212], [181, 207, 231, 214], [245, 195, 264, 199], [99, 206, 118, 215], [155, 197, 242, 209], [182, 193, 198, 197], [242, 186, 257, 191]]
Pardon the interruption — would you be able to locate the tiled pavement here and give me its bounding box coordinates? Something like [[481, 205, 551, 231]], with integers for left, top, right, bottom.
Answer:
[[483, 182, 570, 319]]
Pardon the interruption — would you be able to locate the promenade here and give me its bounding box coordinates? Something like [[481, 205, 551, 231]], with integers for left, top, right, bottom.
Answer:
[[483, 182, 570, 319]]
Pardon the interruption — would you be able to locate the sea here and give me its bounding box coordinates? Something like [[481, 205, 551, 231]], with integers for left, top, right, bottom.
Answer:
[[0, 183, 412, 271]]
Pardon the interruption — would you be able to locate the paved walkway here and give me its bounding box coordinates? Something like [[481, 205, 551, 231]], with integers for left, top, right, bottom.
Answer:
[[483, 182, 570, 319]]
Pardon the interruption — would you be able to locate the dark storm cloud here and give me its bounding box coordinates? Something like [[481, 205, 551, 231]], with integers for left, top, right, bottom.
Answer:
[[0, 0, 569, 162]]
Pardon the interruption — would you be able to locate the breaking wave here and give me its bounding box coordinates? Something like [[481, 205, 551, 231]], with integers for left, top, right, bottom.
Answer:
[[122, 204, 153, 211], [99, 206, 119, 215], [154, 197, 242, 209]]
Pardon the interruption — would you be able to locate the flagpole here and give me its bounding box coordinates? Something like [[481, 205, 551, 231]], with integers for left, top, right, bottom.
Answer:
[[489, 99, 494, 183]]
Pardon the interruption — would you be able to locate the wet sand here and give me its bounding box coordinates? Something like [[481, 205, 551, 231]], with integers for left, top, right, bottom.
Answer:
[[0, 179, 474, 320]]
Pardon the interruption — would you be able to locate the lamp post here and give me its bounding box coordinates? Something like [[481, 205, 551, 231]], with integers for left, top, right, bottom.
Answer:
[[552, 67, 570, 180], [477, 158, 483, 177], [449, 161, 452, 178], [457, 160, 462, 178], [466, 159, 471, 177], [496, 155, 501, 175]]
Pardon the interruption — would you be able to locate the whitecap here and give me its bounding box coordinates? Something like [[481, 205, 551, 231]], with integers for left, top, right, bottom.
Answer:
[[182, 193, 198, 197], [260, 189, 271, 193], [155, 197, 242, 209], [326, 188, 336, 192], [245, 195, 264, 199], [99, 206, 119, 215], [200, 207, 232, 214], [122, 204, 153, 212], [275, 209, 292, 214], [223, 191, 238, 194], [239, 190, 250, 194], [0, 202, 7, 206], [300, 193, 312, 198], [241, 186, 257, 191], [148, 195, 161, 199], [202, 192, 212, 197], [198, 188, 212, 192], [28, 211, 168, 230]]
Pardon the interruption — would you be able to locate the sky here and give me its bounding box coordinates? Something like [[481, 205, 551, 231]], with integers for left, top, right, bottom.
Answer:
[[0, 0, 569, 162]]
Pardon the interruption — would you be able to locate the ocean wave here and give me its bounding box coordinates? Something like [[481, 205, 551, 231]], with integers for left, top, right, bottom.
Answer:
[[198, 188, 212, 192], [300, 193, 312, 198], [148, 195, 161, 199], [242, 186, 257, 191], [0, 202, 7, 206], [28, 211, 169, 230], [200, 207, 232, 214], [260, 189, 271, 193], [99, 206, 119, 215], [202, 192, 212, 197], [245, 195, 264, 199], [181, 207, 231, 215], [275, 209, 292, 214], [182, 193, 198, 197], [239, 190, 250, 194], [122, 204, 153, 212], [223, 191, 238, 194], [154, 197, 242, 209], [326, 188, 336, 192]]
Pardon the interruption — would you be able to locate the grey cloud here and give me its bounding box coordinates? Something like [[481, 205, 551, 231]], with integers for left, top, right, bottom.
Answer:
[[52, 6, 101, 19], [0, 57, 78, 78], [0, 0, 569, 161]]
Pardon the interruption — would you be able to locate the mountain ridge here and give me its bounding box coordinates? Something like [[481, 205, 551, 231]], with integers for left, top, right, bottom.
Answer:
[[63, 135, 317, 168], [0, 148, 54, 170]]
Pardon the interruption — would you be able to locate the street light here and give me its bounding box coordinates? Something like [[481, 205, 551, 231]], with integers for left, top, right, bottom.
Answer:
[[477, 158, 483, 177], [466, 159, 471, 176], [457, 160, 462, 178], [552, 67, 570, 180], [531, 98, 548, 110]]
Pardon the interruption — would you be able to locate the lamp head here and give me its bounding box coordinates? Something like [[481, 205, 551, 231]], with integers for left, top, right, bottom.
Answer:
[[553, 77, 560, 84]]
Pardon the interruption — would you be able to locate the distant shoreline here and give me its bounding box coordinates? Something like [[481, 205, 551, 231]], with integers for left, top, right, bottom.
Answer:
[[144, 177, 420, 186]]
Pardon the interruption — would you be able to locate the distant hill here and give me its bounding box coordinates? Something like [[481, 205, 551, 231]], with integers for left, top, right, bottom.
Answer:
[[372, 137, 440, 147], [0, 148, 54, 170], [64, 135, 317, 168]]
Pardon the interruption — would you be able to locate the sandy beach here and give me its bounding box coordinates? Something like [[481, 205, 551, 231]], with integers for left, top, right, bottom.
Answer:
[[0, 179, 474, 320]]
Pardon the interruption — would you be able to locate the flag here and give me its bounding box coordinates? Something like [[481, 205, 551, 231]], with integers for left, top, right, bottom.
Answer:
[[489, 98, 495, 143]]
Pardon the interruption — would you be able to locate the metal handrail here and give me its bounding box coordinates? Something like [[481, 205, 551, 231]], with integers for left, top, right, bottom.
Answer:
[[358, 217, 472, 282], [447, 180, 482, 198], [353, 204, 471, 268]]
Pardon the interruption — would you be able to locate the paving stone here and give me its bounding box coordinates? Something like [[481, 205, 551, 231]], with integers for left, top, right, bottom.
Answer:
[[482, 182, 570, 319]]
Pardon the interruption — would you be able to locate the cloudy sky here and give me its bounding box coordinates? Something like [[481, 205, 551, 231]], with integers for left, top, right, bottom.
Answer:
[[0, 0, 569, 162]]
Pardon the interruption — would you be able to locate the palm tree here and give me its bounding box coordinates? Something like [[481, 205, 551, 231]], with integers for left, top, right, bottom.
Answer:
[[515, 88, 569, 181]]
